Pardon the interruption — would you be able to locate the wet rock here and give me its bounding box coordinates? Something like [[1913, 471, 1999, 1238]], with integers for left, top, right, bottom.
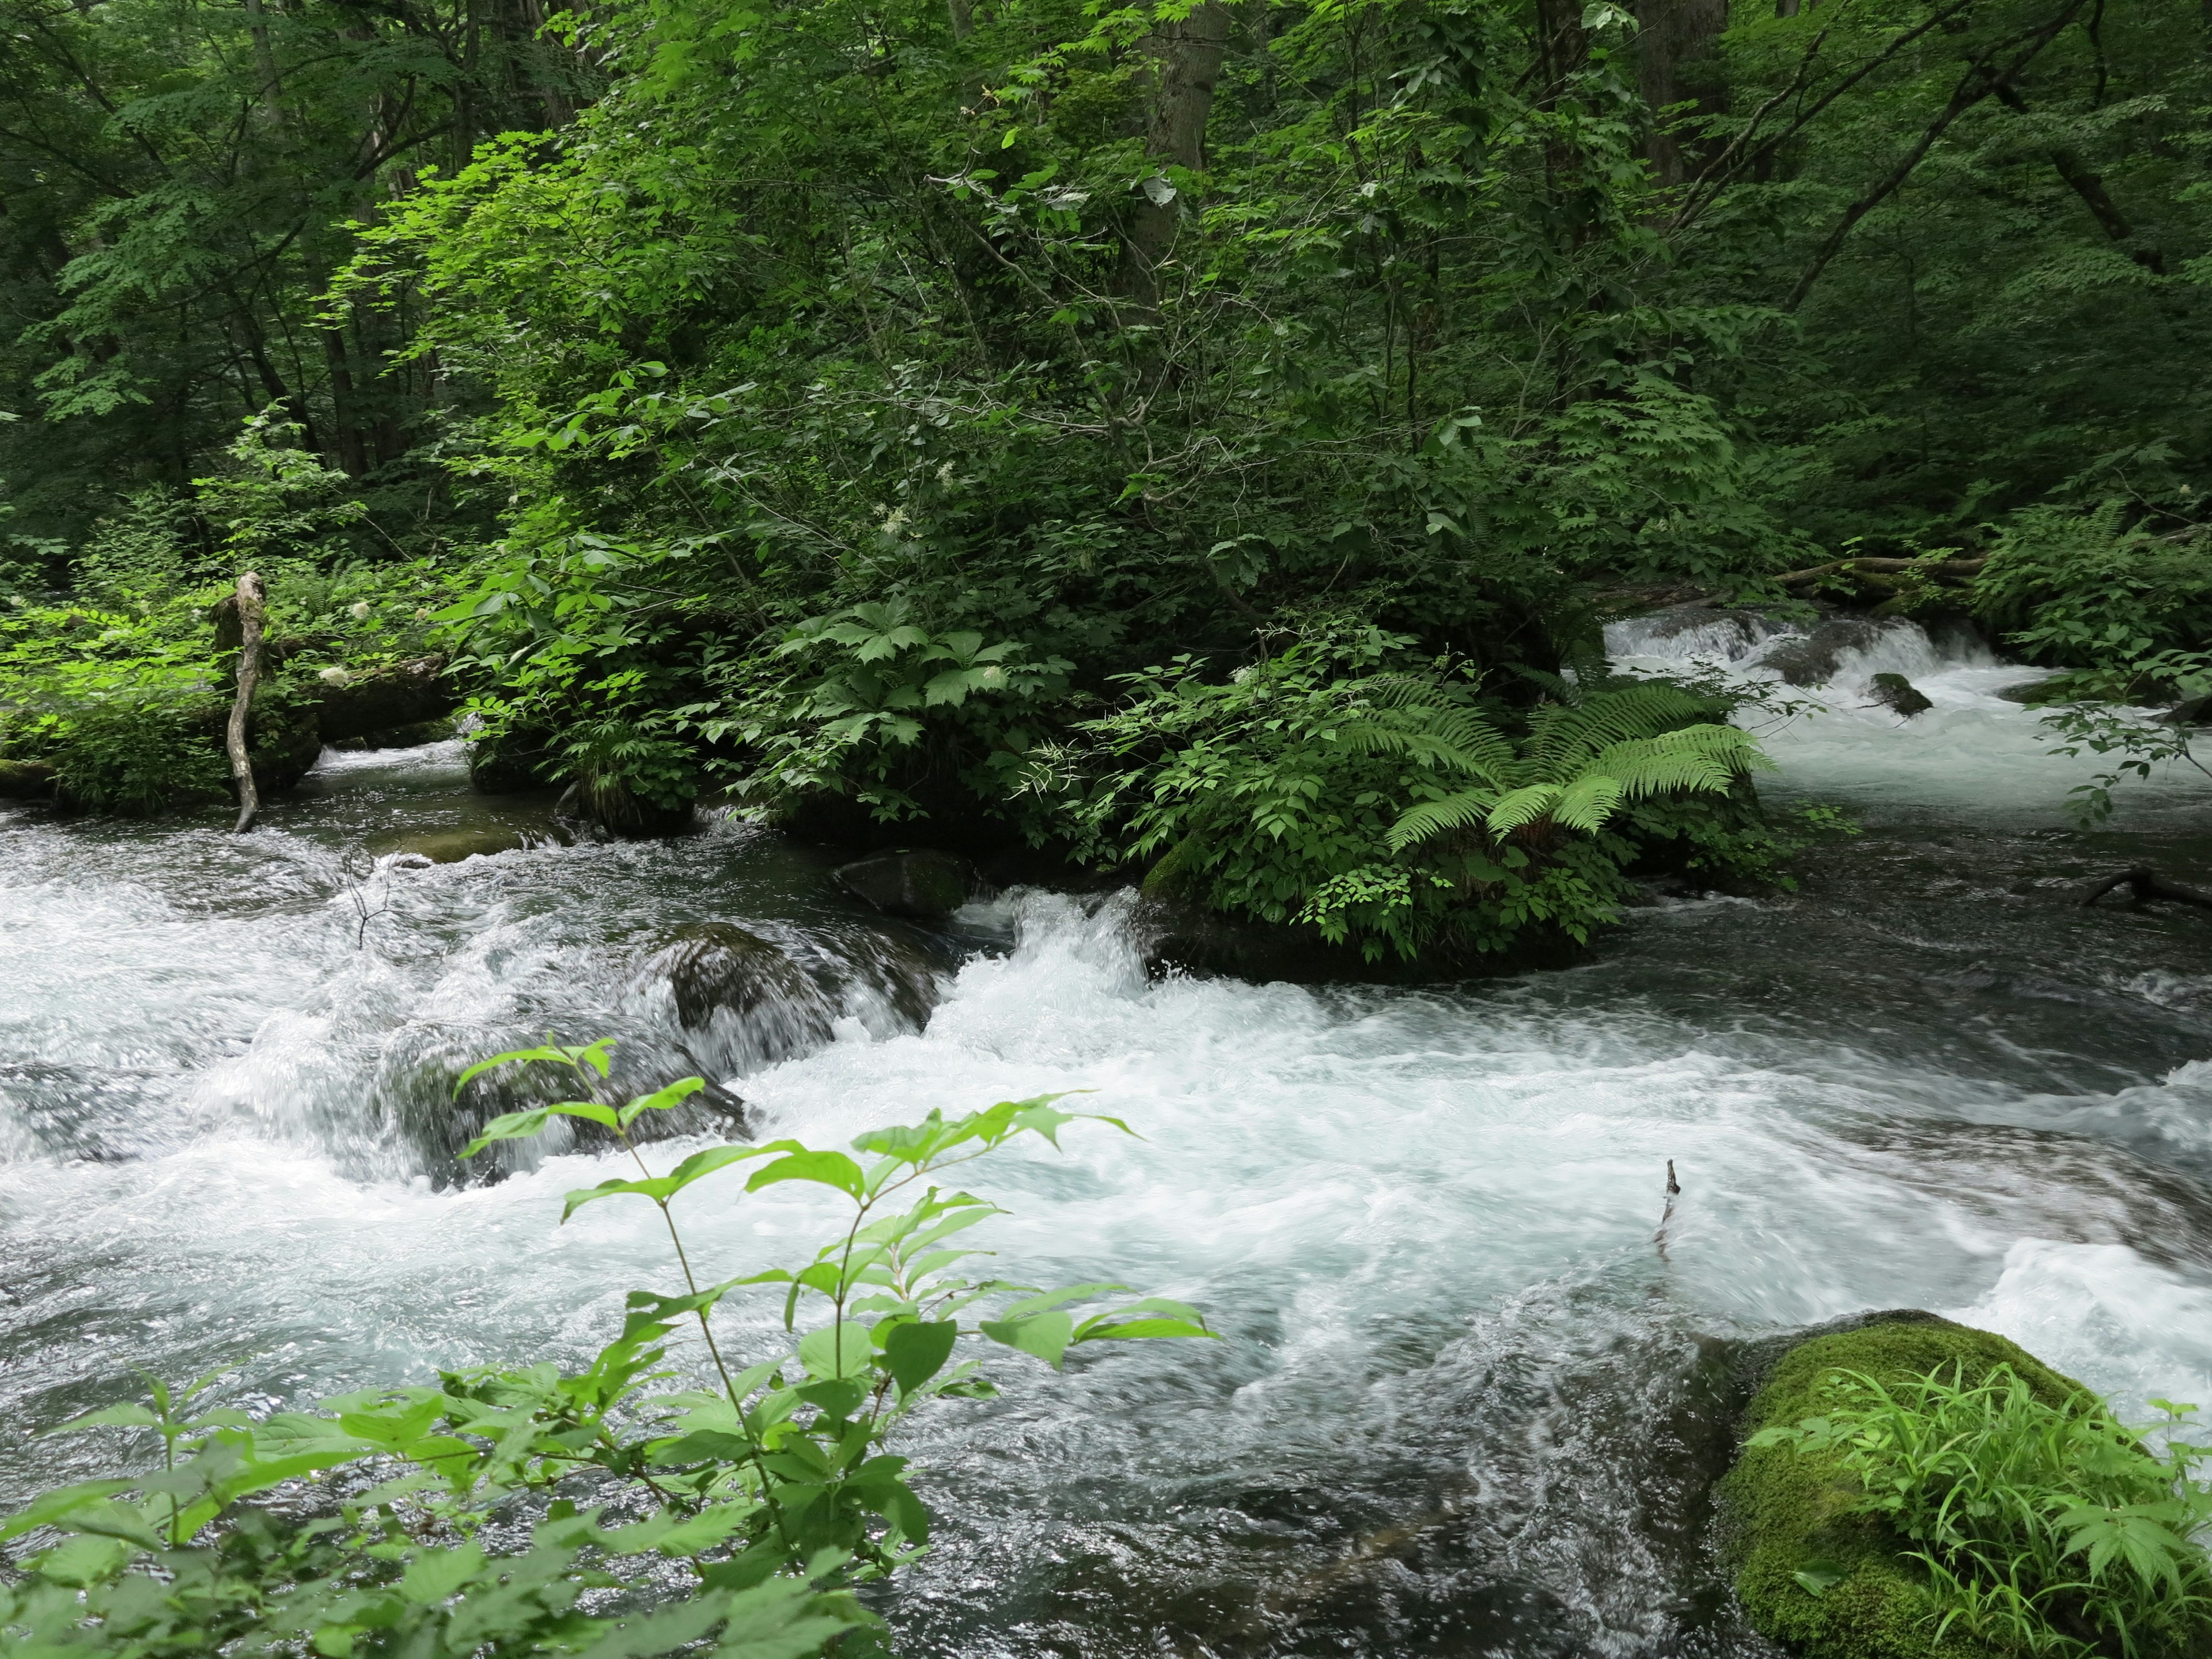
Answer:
[[1757, 617, 1904, 687], [834, 849, 976, 918], [647, 923, 821, 1030], [312, 656, 457, 744], [371, 826, 531, 863], [468, 730, 553, 793], [1995, 678, 2067, 705], [1866, 672, 1932, 718], [555, 781, 698, 839], [2161, 693, 2212, 728], [0, 757, 55, 800]]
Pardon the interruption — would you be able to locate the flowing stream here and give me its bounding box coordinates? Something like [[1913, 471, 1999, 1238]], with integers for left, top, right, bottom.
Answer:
[[4, 616, 2211, 1657]]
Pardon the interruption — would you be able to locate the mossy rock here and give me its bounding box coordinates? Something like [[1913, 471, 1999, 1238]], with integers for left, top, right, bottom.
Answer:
[[0, 757, 55, 800], [1719, 1313, 2092, 1659]]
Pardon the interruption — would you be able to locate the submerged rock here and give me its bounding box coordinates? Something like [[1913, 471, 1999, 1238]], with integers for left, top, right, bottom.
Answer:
[[1718, 1313, 2092, 1659], [371, 826, 532, 863], [1758, 617, 1904, 687], [1866, 672, 1933, 718], [834, 849, 975, 918]]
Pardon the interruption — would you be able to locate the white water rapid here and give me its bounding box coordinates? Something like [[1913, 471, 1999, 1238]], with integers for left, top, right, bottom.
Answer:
[[3, 613, 2210, 1657]]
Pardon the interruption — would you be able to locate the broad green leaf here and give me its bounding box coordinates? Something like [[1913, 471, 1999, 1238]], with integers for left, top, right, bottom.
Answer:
[[979, 1310, 1074, 1369], [797, 1323, 873, 1381], [745, 1149, 865, 1199], [882, 1321, 958, 1396], [618, 1075, 705, 1128]]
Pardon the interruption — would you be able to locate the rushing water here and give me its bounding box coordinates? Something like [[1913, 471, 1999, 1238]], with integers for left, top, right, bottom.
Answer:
[[3, 616, 2211, 1657]]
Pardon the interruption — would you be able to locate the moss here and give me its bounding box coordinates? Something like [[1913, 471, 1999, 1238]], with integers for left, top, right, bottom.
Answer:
[[1718, 1315, 2092, 1659]]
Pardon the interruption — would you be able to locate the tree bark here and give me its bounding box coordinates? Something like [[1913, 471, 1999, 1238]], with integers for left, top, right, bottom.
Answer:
[[1635, 0, 1729, 187], [1127, 1, 1232, 279], [1986, 80, 2162, 271], [225, 571, 267, 833]]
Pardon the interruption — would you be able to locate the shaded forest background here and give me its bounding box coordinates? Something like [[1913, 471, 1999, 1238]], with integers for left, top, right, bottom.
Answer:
[[1, 0, 2207, 960]]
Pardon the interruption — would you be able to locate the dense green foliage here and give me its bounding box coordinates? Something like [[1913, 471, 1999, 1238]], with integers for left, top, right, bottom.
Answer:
[[4, 0, 2209, 929], [0, 1041, 1211, 1657], [1724, 1317, 2212, 1659]]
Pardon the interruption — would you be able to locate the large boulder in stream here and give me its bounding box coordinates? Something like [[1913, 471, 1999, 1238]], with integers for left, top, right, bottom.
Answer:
[[1866, 672, 1933, 718], [309, 656, 457, 745], [1718, 1312, 2094, 1659], [1759, 618, 1906, 687], [640, 923, 837, 1070], [834, 849, 976, 918], [0, 757, 55, 800]]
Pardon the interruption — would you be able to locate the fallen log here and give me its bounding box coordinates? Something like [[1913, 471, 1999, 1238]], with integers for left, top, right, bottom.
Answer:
[[225, 571, 267, 833], [1774, 555, 1988, 588], [2081, 868, 2212, 912]]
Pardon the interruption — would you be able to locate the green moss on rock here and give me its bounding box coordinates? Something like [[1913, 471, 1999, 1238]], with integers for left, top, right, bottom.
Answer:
[[1719, 1314, 2092, 1659]]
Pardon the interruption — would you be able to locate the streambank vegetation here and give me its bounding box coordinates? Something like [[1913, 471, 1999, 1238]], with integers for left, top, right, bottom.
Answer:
[[0, 0, 2206, 965]]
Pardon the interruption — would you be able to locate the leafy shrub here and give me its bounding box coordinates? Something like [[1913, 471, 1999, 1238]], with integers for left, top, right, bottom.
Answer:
[[46, 691, 231, 815], [1728, 1317, 2212, 1659], [1021, 626, 1778, 963], [1974, 502, 2212, 683], [1, 1040, 1210, 1657], [1971, 501, 2212, 821]]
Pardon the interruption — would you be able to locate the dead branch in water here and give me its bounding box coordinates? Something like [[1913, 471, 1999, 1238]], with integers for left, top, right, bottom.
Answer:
[[2081, 868, 2212, 913], [224, 571, 266, 833]]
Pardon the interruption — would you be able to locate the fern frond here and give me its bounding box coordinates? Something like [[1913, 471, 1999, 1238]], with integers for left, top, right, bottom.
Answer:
[[1589, 725, 1771, 800], [1484, 783, 1565, 835], [1522, 684, 1718, 779], [1549, 772, 1624, 832], [1384, 787, 1501, 851]]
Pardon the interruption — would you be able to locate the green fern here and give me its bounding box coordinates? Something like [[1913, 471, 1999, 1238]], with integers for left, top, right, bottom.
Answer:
[[1383, 684, 1769, 851]]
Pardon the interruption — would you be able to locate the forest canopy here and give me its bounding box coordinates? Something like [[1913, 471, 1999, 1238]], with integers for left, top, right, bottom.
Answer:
[[0, 0, 2206, 961]]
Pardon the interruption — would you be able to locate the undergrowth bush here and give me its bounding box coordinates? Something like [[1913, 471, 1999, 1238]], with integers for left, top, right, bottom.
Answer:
[[1746, 1340, 2212, 1659], [1019, 625, 1790, 962], [0, 1040, 1210, 1658]]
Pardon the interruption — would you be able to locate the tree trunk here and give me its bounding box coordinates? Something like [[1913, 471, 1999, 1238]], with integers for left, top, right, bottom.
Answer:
[[1127, 1, 1233, 279], [225, 571, 267, 834], [1635, 0, 1729, 187]]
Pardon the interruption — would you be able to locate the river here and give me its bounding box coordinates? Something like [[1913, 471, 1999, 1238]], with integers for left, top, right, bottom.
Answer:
[[3, 618, 2210, 1657]]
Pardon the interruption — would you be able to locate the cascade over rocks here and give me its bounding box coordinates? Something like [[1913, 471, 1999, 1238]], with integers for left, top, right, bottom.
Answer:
[[1759, 617, 1910, 687]]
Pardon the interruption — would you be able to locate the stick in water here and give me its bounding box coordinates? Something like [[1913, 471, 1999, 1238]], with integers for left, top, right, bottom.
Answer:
[[1655, 1159, 1681, 1258], [225, 570, 266, 834]]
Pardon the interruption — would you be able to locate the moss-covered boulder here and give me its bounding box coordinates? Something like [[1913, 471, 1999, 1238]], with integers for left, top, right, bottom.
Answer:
[[1719, 1313, 2092, 1659]]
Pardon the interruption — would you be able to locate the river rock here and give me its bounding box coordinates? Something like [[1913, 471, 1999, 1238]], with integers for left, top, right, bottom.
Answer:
[[372, 826, 530, 863], [646, 923, 819, 1029], [336, 718, 453, 751], [1758, 617, 1903, 687], [312, 656, 457, 744], [0, 757, 55, 799], [2161, 693, 2211, 727], [834, 849, 975, 918], [1719, 1313, 2091, 1659], [1866, 672, 1932, 718]]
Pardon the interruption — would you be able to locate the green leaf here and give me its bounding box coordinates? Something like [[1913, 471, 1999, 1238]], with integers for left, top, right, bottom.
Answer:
[[882, 1321, 958, 1396], [797, 1323, 873, 1381], [745, 1147, 865, 1199], [979, 1310, 1074, 1369], [618, 1075, 704, 1128]]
